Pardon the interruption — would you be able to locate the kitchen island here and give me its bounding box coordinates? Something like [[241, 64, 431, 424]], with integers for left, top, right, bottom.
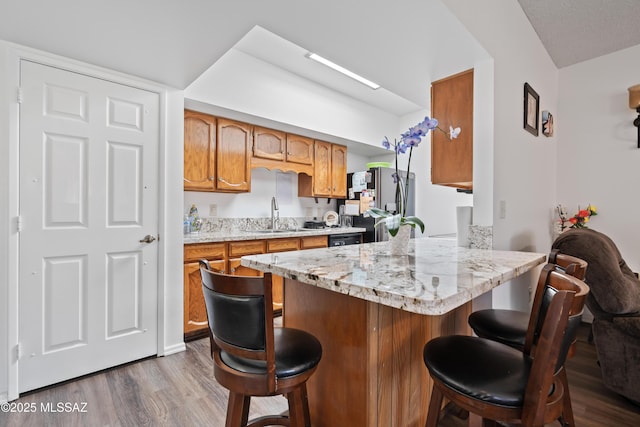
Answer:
[[242, 238, 546, 427]]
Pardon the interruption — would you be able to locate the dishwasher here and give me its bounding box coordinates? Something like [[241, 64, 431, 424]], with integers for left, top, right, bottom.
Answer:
[[327, 233, 362, 246]]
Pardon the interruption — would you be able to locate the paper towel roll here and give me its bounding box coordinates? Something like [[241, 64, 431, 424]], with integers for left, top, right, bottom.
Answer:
[[456, 206, 473, 247]]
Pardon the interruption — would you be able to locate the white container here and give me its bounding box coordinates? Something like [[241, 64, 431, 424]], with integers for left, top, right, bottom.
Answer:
[[456, 206, 473, 247]]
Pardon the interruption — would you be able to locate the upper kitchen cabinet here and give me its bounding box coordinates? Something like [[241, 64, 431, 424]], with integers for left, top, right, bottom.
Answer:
[[252, 128, 314, 175], [331, 144, 347, 197], [216, 118, 252, 192], [253, 126, 286, 161], [184, 110, 251, 192], [298, 141, 347, 198], [285, 134, 314, 165], [430, 69, 473, 190], [184, 110, 216, 191]]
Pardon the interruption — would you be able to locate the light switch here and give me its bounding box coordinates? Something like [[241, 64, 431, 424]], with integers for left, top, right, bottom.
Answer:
[[209, 204, 217, 217], [499, 200, 506, 219]]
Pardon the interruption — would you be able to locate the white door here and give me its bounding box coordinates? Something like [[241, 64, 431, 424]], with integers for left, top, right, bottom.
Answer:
[[18, 60, 160, 392]]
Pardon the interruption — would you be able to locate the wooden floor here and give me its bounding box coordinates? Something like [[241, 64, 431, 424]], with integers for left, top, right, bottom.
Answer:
[[2, 324, 638, 427]]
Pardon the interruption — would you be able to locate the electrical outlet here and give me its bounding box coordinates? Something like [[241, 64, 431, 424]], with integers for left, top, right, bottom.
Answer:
[[305, 207, 313, 217], [209, 204, 217, 217]]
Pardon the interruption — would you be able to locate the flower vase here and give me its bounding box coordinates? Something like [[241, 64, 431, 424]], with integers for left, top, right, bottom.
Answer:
[[389, 225, 412, 256]]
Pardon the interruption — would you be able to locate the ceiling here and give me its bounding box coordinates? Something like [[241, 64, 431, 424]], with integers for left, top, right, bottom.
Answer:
[[1, 0, 639, 114], [518, 0, 640, 68]]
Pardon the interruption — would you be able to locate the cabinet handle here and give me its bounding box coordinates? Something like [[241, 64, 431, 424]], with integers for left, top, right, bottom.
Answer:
[[218, 177, 243, 187], [231, 267, 236, 273]]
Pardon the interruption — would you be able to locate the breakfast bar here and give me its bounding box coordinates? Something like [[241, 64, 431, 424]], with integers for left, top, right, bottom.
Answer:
[[242, 238, 546, 427]]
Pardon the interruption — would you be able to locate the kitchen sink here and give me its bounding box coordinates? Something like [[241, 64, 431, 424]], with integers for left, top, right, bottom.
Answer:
[[251, 228, 314, 233]]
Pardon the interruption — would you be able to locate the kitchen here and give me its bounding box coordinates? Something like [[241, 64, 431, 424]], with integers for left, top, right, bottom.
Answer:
[[3, 2, 640, 423]]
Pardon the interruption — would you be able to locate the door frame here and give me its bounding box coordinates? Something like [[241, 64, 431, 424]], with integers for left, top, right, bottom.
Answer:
[[2, 43, 185, 401]]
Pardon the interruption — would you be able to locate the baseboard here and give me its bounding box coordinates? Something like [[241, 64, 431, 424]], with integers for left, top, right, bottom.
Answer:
[[161, 342, 186, 357]]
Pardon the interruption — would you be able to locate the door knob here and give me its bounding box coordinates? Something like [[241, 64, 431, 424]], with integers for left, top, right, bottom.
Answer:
[[139, 235, 156, 243]]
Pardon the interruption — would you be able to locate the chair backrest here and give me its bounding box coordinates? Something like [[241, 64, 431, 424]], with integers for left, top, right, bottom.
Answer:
[[548, 248, 587, 280], [552, 228, 640, 316], [199, 265, 277, 391], [521, 265, 589, 426], [523, 254, 589, 355]]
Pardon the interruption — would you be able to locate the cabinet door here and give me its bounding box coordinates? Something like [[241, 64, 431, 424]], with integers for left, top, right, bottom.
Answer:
[[228, 258, 263, 276], [313, 141, 332, 197], [431, 69, 473, 189], [300, 235, 328, 249], [184, 259, 225, 335], [286, 134, 314, 165], [216, 118, 252, 192], [331, 144, 347, 197], [253, 126, 285, 161], [184, 110, 216, 191]]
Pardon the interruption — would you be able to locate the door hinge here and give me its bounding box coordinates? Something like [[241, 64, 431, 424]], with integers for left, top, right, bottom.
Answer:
[[17, 87, 23, 104], [16, 215, 23, 232], [15, 343, 21, 361]]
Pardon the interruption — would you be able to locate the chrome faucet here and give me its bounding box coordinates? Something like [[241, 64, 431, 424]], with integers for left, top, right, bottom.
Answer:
[[271, 196, 279, 230]]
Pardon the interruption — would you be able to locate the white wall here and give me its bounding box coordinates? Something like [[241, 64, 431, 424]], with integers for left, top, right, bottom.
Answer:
[[187, 49, 400, 148], [184, 169, 338, 221], [445, 0, 560, 310], [557, 44, 640, 272]]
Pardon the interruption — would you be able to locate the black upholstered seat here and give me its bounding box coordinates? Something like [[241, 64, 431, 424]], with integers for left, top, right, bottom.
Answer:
[[468, 250, 587, 351], [221, 328, 322, 377], [424, 335, 531, 407], [467, 309, 530, 348]]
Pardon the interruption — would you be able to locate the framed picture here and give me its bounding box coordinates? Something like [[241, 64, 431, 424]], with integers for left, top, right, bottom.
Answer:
[[542, 110, 554, 137], [523, 82, 539, 136]]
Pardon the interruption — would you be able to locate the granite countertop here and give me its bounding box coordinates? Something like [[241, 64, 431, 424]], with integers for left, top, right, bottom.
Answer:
[[183, 226, 367, 244], [241, 238, 546, 315]]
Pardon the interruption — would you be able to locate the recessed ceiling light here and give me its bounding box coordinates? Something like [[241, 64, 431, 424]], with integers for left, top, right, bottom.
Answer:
[[305, 52, 380, 90]]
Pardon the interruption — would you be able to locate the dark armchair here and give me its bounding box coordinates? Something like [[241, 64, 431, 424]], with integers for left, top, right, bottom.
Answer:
[[552, 228, 640, 403]]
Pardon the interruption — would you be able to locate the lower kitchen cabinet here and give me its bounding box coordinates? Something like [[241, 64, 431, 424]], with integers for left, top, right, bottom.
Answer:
[[183, 235, 328, 339], [183, 243, 226, 338]]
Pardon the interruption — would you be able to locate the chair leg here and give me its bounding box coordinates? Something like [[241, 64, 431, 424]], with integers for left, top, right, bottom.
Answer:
[[469, 413, 483, 427], [558, 367, 575, 427], [425, 385, 444, 427], [287, 384, 311, 427], [226, 392, 251, 427]]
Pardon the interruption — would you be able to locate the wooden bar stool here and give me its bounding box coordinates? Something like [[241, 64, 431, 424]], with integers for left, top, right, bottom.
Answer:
[[200, 264, 322, 427], [467, 250, 587, 426], [423, 263, 589, 427]]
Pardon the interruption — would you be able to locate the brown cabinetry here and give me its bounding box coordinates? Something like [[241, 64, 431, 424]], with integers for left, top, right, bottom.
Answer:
[[252, 128, 314, 175], [183, 110, 251, 192], [183, 235, 328, 338], [228, 240, 265, 276], [184, 110, 216, 191], [285, 134, 314, 165], [298, 141, 347, 198], [186, 110, 347, 195], [430, 69, 474, 190], [183, 243, 226, 337], [216, 118, 252, 192]]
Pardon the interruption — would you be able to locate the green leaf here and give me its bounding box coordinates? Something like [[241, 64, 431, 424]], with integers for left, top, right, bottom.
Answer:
[[402, 216, 425, 234], [364, 207, 392, 219]]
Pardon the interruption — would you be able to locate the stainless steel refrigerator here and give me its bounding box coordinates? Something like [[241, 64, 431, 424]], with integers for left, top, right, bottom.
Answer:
[[342, 167, 416, 242]]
